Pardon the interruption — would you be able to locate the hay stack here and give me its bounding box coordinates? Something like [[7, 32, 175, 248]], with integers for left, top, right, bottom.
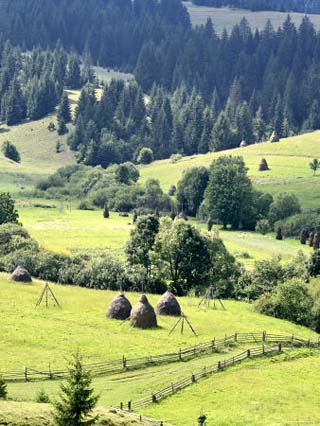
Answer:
[[175, 212, 188, 221], [11, 266, 32, 283], [259, 158, 269, 171], [106, 293, 132, 320], [156, 290, 181, 317], [240, 140, 247, 148], [130, 294, 157, 329], [269, 131, 279, 143]]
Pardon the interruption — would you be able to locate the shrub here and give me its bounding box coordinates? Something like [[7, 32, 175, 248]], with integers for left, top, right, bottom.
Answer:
[[269, 193, 301, 225], [0, 193, 19, 225], [0, 376, 7, 399], [78, 201, 94, 211], [255, 219, 271, 235], [275, 212, 320, 238], [0, 223, 37, 256], [255, 278, 314, 327], [35, 388, 50, 403], [170, 153, 182, 163], [137, 147, 153, 165], [1, 141, 20, 163]]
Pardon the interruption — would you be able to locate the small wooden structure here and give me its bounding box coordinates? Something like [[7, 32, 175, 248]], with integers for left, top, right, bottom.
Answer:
[[36, 283, 61, 308], [198, 285, 225, 310], [169, 312, 197, 336]]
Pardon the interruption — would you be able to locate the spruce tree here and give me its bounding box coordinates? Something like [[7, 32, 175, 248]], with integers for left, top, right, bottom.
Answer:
[[58, 93, 72, 124], [54, 352, 99, 426]]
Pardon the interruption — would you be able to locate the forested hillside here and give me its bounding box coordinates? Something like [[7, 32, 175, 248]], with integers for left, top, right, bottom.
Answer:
[[189, 0, 320, 14]]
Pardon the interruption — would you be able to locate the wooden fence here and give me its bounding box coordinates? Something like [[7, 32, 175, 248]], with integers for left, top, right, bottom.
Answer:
[[125, 339, 319, 411], [1, 332, 318, 383]]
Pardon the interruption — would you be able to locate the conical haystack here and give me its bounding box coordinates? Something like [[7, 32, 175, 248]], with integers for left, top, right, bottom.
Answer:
[[259, 158, 269, 171], [240, 140, 247, 148], [156, 290, 181, 317], [269, 131, 279, 143], [106, 293, 132, 320], [130, 294, 157, 329], [11, 266, 32, 283]]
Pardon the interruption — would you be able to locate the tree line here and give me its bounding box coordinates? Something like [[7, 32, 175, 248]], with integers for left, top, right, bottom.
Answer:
[[189, 0, 320, 14], [0, 41, 91, 126]]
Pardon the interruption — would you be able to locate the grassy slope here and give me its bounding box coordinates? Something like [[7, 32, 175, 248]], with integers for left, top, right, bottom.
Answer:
[[0, 402, 152, 426], [185, 1, 320, 31], [1, 274, 317, 372], [142, 349, 320, 425], [140, 131, 320, 208]]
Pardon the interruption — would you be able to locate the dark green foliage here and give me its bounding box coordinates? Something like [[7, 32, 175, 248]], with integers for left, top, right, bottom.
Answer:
[[54, 352, 99, 426], [0, 193, 19, 225], [58, 93, 72, 124], [276, 226, 283, 240], [1, 141, 20, 162], [56, 141, 62, 153], [176, 167, 209, 217], [276, 212, 320, 238], [0, 223, 37, 256], [115, 163, 139, 184], [205, 156, 253, 230], [137, 148, 154, 165], [309, 250, 320, 276], [155, 218, 212, 295], [255, 219, 271, 235], [103, 205, 109, 219], [255, 279, 314, 327], [310, 158, 319, 175], [300, 229, 309, 244], [36, 388, 50, 403], [269, 193, 301, 225], [0, 376, 7, 399], [126, 215, 160, 279], [58, 119, 68, 136]]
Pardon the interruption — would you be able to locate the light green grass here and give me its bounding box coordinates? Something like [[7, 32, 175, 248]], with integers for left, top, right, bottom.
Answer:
[[142, 349, 320, 425], [0, 274, 317, 373], [92, 66, 134, 84], [185, 1, 320, 31], [140, 131, 320, 208], [0, 401, 152, 426]]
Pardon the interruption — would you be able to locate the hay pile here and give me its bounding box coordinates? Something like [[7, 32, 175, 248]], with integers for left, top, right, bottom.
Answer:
[[11, 266, 32, 283], [130, 294, 157, 329], [156, 290, 181, 316], [259, 158, 269, 171], [107, 293, 132, 320], [239, 140, 247, 148], [269, 131, 279, 143]]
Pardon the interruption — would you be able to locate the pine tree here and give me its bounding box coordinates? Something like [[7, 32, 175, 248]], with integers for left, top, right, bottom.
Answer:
[[54, 352, 99, 426], [67, 55, 82, 89], [58, 118, 68, 136], [4, 78, 26, 125], [58, 93, 72, 124], [210, 112, 233, 151]]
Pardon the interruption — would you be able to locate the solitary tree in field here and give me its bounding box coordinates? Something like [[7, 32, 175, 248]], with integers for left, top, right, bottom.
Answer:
[[0, 192, 19, 224], [1, 141, 20, 163], [0, 376, 7, 399], [54, 352, 99, 426], [310, 158, 319, 175]]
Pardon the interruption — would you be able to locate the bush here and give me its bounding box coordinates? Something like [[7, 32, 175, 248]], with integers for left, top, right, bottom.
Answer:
[[137, 147, 153, 165], [35, 388, 50, 403], [255, 219, 271, 235], [78, 201, 94, 211], [276, 212, 320, 238], [269, 193, 301, 225], [255, 278, 314, 327], [1, 141, 20, 163], [170, 153, 182, 163], [0, 223, 37, 256]]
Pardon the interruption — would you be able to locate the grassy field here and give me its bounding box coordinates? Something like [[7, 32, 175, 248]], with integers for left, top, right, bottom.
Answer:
[[142, 348, 320, 425], [0, 401, 152, 426], [185, 1, 320, 31], [17, 207, 313, 266], [140, 131, 320, 209], [1, 276, 319, 424], [1, 274, 317, 372]]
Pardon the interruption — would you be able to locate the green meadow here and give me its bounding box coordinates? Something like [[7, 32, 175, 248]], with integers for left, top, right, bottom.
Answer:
[[185, 1, 320, 31]]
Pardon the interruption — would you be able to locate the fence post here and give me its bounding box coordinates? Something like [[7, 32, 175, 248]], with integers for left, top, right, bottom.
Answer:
[[262, 344, 265, 355], [262, 331, 266, 342], [152, 394, 157, 403], [278, 343, 282, 353], [122, 355, 127, 369], [160, 422, 163, 426], [247, 349, 251, 358], [179, 349, 182, 361], [217, 361, 221, 370], [211, 338, 215, 351], [172, 383, 174, 392], [291, 335, 294, 346], [308, 339, 310, 347], [128, 401, 132, 411], [234, 333, 238, 343], [120, 402, 123, 410], [49, 363, 53, 380], [191, 374, 196, 383], [24, 367, 29, 382]]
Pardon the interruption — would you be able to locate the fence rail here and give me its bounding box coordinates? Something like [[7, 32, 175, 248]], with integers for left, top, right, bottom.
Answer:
[[128, 340, 318, 411], [1, 332, 318, 383]]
